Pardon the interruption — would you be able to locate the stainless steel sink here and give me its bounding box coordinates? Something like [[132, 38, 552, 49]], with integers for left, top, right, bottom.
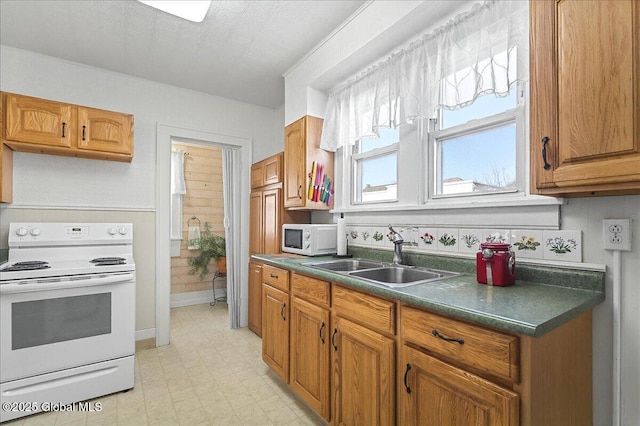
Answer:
[[303, 258, 459, 288], [304, 259, 384, 272], [349, 266, 459, 288]]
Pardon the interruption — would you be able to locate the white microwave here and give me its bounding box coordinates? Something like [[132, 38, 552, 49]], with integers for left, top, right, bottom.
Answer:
[[282, 224, 337, 256]]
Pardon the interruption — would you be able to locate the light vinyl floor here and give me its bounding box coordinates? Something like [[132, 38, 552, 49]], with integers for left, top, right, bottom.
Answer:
[[6, 303, 325, 425]]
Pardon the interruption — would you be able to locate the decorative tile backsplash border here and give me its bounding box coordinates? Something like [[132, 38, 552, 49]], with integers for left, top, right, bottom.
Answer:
[[344, 225, 583, 263]]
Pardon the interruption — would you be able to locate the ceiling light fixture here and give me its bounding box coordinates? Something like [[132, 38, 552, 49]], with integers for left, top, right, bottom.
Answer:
[[137, 1, 212, 23]]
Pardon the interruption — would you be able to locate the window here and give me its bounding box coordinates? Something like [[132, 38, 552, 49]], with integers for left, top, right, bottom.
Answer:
[[429, 86, 524, 198], [352, 128, 399, 203]]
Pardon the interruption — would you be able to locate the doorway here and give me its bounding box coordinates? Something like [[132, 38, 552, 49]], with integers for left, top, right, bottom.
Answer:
[[156, 124, 252, 347]]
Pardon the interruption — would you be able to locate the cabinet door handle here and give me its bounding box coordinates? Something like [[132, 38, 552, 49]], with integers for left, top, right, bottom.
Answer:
[[332, 328, 338, 351], [281, 303, 286, 321], [432, 329, 464, 345], [270, 273, 278, 279], [82, 125, 86, 141], [403, 363, 412, 394], [319, 322, 326, 344], [541, 136, 551, 170], [297, 185, 302, 199], [61, 122, 66, 138]]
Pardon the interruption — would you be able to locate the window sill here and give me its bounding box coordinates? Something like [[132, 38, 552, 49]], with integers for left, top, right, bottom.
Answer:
[[332, 194, 564, 214]]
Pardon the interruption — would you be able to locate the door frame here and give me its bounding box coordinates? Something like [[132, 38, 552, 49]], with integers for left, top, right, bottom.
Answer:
[[155, 123, 252, 346]]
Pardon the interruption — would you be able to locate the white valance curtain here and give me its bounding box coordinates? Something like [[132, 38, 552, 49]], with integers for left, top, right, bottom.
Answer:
[[319, 0, 528, 152]]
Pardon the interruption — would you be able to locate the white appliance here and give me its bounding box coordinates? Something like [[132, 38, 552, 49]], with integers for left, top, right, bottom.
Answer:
[[282, 223, 337, 256], [0, 223, 136, 423]]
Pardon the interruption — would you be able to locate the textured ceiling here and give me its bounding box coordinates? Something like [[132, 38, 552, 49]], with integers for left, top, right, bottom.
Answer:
[[0, 0, 366, 108]]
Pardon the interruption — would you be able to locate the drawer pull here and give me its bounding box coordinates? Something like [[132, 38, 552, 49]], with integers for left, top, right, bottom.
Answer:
[[332, 328, 338, 351], [82, 125, 86, 141], [270, 273, 279, 279], [61, 122, 66, 138], [319, 322, 326, 344], [432, 329, 464, 345], [281, 303, 286, 321], [403, 363, 412, 394]]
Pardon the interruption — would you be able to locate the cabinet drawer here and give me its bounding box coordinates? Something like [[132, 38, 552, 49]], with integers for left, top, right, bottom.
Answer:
[[291, 273, 330, 308], [401, 306, 519, 383], [332, 285, 395, 336], [262, 265, 289, 292]]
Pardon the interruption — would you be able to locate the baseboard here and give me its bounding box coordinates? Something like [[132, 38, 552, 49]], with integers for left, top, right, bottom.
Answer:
[[135, 328, 156, 341], [170, 290, 216, 308]]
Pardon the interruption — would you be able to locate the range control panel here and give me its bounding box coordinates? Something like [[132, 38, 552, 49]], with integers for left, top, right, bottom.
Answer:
[[9, 223, 133, 247]]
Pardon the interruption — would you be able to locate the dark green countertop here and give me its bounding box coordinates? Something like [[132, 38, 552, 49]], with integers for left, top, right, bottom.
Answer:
[[252, 250, 605, 338]]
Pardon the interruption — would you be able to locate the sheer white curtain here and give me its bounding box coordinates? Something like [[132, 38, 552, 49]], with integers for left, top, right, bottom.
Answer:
[[222, 147, 242, 328], [170, 149, 186, 239], [320, 0, 528, 152]]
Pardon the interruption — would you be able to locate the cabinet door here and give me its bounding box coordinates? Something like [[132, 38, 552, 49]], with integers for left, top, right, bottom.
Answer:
[[77, 107, 133, 155], [290, 297, 330, 421], [4, 93, 73, 148], [262, 153, 282, 186], [262, 188, 281, 254], [284, 118, 306, 208], [401, 345, 518, 426], [262, 284, 289, 382], [332, 316, 395, 426], [248, 261, 262, 336], [0, 144, 13, 203], [251, 161, 264, 189], [530, 0, 640, 196], [249, 191, 263, 255]]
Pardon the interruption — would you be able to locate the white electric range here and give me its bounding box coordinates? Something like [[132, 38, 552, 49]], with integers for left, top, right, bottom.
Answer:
[[0, 223, 136, 422]]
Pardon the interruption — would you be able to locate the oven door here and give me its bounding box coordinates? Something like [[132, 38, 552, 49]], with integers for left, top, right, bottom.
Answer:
[[0, 272, 135, 383]]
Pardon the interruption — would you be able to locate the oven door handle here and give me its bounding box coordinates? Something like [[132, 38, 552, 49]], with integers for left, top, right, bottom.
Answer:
[[0, 273, 135, 294]]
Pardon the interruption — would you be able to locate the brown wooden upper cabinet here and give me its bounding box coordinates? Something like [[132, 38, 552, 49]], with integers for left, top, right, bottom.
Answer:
[[530, 0, 640, 197], [1, 92, 133, 162], [283, 115, 334, 209], [251, 152, 282, 189]]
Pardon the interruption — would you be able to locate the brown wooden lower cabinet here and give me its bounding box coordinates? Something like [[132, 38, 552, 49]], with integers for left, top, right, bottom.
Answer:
[[257, 269, 594, 426], [248, 261, 262, 336], [401, 345, 518, 425], [332, 315, 395, 426], [261, 283, 289, 382], [290, 296, 330, 421]]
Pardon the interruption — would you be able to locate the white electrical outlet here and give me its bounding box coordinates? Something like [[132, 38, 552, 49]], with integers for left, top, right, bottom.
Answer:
[[603, 219, 632, 251]]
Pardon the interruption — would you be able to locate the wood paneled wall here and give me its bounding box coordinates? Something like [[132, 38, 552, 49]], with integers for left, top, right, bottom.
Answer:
[[170, 142, 224, 294]]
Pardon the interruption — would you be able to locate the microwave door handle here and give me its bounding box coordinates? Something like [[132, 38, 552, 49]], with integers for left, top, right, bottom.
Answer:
[[0, 272, 135, 294]]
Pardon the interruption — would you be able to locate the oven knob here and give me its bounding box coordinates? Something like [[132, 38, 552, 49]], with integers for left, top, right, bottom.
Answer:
[[108, 227, 118, 235], [304, 241, 311, 249], [16, 227, 28, 236], [118, 227, 128, 235], [305, 231, 311, 239], [30, 228, 41, 236]]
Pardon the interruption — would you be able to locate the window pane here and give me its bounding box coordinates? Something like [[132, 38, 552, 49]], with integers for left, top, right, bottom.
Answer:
[[442, 90, 516, 129], [359, 127, 399, 153], [357, 153, 397, 202], [438, 124, 516, 195]]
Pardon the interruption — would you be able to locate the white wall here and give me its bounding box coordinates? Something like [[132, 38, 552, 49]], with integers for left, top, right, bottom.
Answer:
[[284, 1, 640, 424], [0, 45, 283, 335]]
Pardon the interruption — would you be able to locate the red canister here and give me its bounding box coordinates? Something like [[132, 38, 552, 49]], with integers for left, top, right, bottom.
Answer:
[[476, 242, 516, 286]]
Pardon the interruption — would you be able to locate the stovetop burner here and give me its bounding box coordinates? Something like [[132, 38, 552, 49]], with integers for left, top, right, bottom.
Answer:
[[3, 261, 51, 272]]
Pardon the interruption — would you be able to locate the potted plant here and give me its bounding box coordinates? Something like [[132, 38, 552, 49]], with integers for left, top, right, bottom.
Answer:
[[187, 222, 226, 280]]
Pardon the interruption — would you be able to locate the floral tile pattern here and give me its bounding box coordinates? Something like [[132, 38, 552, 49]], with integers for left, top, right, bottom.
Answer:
[[542, 230, 582, 262], [458, 229, 483, 254], [418, 227, 438, 249], [341, 224, 584, 264], [482, 229, 510, 244], [437, 228, 459, 252], [511, 230, 543, 259]]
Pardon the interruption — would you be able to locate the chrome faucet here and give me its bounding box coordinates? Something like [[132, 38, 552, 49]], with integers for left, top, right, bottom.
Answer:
[[388, 225, 404, 265]]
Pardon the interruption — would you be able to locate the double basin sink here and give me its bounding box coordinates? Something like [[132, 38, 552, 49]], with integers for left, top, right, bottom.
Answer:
[[303, 258, 459, 288]]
